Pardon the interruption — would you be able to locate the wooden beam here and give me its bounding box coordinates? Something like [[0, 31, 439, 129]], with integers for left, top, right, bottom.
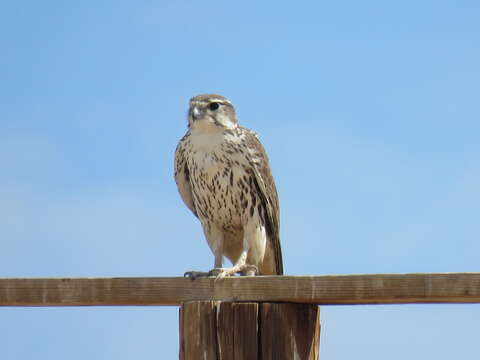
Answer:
[[1, 273, 480, 307]]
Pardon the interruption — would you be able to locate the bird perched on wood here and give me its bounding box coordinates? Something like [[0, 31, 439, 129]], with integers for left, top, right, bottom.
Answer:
[[174, 94, 283, 278]]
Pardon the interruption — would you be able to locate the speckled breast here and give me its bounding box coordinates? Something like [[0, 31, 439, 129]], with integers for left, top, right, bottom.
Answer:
[[187, 145, 257, 229]]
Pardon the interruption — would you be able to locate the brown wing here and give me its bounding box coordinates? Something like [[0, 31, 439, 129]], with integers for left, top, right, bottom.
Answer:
[[174, 133, 198, 218], [242, 127, 283, 275]]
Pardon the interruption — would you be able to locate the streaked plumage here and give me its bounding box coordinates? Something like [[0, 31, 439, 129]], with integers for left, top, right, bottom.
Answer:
[[174, 94, 283, 277]]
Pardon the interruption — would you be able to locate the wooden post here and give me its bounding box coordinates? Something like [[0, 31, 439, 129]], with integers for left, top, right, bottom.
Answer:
[[179, 301, 320, 360]]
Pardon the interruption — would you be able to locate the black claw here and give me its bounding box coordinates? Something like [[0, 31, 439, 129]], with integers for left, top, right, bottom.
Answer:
[[184, 271, 196, 280], [184, 271, 210, 280]]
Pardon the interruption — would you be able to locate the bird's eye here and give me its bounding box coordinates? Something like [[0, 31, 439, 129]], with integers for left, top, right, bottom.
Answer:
[[209, 102, 220, 111]]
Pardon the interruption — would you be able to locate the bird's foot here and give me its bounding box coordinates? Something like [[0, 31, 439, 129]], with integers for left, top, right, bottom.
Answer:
[[185, 265, 258, 280], [207, 267, 232, 279], [241, 265, 259, 276], [208, 264, 258, 279]]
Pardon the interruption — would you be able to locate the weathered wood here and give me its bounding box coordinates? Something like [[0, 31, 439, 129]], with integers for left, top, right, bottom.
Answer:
[[179, 302, 319, 360], [217, 302, 259, 360], [1, 273, 480, 306], [260, 303, 320, 360], [180, 301, 218, 360], [233, 303, 259, 359], [216, 302, 235, 359]]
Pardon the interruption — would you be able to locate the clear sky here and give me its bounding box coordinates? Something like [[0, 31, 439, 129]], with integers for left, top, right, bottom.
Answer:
[[1, 1, 479, 359]]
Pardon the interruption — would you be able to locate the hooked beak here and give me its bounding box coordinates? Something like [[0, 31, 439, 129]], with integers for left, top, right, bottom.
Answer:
[[191, 106, 202, 121]]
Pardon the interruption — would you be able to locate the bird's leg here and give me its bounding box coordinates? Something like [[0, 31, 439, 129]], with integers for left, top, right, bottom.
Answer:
[[210, 220, 264, 279], [214, 246, 223, 268], [207, 229, 226, 274], [184, 240, 220, 279], [185, 223, 225, 280], [208, 251, 246, 278], [208, 249, 258, 279]]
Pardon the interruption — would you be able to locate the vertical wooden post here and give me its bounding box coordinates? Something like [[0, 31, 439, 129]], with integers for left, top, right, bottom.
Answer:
[[180, 301, 320, 360]]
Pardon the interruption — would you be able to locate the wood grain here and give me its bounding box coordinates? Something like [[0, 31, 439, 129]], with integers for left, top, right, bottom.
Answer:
[[1, 273, 480, 306], [180, 302, 318, 360], [216, 302, 234, 360], [180, 301, 218, 360], [233, 303, 259, 359], [260, 303, 320, 360], [216, 302, 259, 360]]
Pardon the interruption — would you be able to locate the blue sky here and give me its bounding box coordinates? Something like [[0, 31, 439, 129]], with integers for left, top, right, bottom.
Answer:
[[1, 1, 479, 359]]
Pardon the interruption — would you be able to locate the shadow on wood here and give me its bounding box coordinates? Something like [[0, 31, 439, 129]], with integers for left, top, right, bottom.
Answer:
[[180, 301, 320, 360]]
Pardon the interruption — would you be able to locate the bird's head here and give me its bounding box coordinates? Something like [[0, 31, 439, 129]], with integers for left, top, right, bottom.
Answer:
[[187, 94, 237, 131]]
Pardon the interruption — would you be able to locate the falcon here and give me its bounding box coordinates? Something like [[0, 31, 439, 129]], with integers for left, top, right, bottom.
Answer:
[[174, 94, 283, 278]]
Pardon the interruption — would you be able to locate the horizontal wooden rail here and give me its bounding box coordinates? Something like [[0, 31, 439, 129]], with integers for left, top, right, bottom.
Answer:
[[1, 273, 479, 307]]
